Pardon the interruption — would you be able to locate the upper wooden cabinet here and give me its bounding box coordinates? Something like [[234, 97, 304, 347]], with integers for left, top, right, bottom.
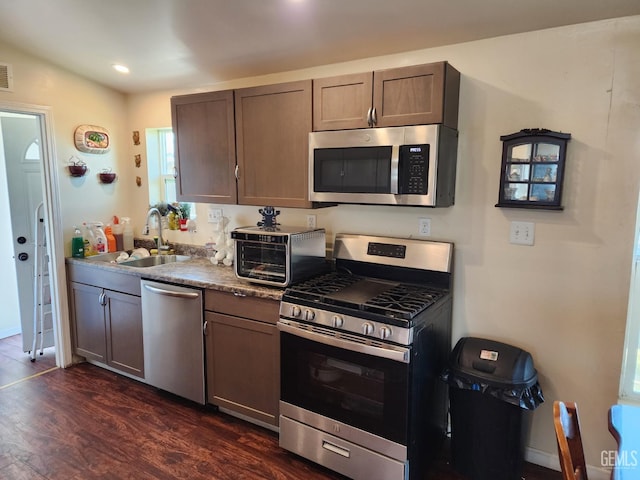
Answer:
[[235, 80, 313, 208], [171, 90, 237, 204], [313, 62, 460, 131]]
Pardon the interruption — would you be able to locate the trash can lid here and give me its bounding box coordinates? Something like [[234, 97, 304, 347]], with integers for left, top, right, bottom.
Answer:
[[449, 337, 537, 388]]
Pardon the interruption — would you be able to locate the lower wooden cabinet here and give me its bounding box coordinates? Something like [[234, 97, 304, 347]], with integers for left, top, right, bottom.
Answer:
[[67, 264, 144, 378], [204, 290, 280, 426]]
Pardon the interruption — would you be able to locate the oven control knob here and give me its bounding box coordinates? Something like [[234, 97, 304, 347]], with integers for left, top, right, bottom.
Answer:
[[332, 315, 344, 328], [304, 309, 315, 321], [291, 305, 301, 318], [362, 322, 374, 336], [379, 326, 392, 340]]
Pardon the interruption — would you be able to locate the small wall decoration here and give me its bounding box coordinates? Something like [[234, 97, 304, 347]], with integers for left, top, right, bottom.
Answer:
[[74, 125, 110, 154], [136, 176, 142, 187], [496, 128, 571, 210], [67, 156, 87, 177], [135, 154, 141, 167], [99, 168, 117, 184], [132, 130, 140, 145]]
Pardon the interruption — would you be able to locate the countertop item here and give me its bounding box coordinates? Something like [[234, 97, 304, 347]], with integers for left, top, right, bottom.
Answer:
[[66, 254, 284, 301]]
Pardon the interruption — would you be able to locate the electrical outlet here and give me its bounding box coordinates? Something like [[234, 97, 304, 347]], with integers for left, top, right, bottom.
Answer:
[[418, 218, 431, 236], [510, 221, 535, 245], [207, 207, 223, 223], [306, 214, 317, 229]]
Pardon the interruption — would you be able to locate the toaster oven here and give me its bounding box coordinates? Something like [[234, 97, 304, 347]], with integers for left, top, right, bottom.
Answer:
[[231, 226, 327, 287]]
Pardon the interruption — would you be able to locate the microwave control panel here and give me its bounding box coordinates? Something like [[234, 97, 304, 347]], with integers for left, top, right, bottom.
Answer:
[[398, 144, 429, 194]]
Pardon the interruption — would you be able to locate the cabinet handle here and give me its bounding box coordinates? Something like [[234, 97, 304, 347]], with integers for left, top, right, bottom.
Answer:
[[173, 167, 178, 179], [366, 107, 373, 127], [232, 291, 246, 297], [234, 165, 239, 179], [203, 320, 209, 336], [322, 440, 350, 458], [143, 284, 200, 299], [98, 292, 106, 306], [371, 107, 377, 126]]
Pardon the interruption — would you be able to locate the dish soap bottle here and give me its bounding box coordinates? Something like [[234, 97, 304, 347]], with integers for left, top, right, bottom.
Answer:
[[71, 226, 84, 258], [104, 225, 117, 253], [82, 222, 97, 256]]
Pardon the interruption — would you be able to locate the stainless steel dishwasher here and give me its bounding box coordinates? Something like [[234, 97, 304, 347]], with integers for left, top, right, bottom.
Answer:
[[141, 279, 205, 404]]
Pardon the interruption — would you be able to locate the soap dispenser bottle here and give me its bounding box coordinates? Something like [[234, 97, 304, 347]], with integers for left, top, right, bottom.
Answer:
[[121, 217, 134, 250], [71, 226, 84, 258], [104, 225, 117, 253]]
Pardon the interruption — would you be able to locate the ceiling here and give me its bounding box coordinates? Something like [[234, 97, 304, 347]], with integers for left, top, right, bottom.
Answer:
[[1, 0, 639, 94]]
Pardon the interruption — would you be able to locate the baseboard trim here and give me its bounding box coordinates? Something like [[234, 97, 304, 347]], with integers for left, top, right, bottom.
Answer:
[[525, 447, 611, 480], [0, 326, 21, 340]]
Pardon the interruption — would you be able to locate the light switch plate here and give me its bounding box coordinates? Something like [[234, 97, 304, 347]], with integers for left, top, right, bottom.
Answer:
[[510, 221, 535, 245], [208, 207, 223, 223]]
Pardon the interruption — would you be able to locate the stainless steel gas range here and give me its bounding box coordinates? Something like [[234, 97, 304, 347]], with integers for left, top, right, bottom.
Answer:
[[278, 233, 453, 480]]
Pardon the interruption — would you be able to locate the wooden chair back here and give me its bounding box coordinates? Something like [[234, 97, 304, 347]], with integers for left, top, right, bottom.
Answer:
[[554, 401, 588, 480]]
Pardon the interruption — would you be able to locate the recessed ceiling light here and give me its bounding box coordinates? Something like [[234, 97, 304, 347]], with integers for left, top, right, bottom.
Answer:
[[112, 64, 130, 74]]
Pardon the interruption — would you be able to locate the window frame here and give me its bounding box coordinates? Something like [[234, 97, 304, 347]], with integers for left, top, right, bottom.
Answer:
[[619, 194, 640, 403], [146, 127, 176, 205]]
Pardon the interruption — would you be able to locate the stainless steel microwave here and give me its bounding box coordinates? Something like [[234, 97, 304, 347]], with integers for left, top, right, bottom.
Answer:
[[231, 226, 328, 287], [309, 125, 458, 207]]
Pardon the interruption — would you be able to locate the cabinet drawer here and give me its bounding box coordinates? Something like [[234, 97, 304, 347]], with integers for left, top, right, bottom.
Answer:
[[204, 289, 279, 324], [67, 263, 141, 296]]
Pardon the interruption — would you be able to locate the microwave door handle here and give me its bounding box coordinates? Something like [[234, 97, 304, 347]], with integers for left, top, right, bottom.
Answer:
[[389, 145, 400, 194]]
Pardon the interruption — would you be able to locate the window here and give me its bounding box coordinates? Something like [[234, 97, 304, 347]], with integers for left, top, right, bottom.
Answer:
[[25, 139, 40, 160], [619, 193, 640, 403], [146, 128, 176, 205]]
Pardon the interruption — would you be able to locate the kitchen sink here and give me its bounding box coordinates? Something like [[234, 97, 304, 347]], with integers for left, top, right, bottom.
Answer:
[[120, 254, 191, 268], [86, 251, 128, 263]]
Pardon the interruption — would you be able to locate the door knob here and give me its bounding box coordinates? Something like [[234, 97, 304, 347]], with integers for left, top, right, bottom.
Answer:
[[18, 252, 29, 261], [17, 236, 27, 244]]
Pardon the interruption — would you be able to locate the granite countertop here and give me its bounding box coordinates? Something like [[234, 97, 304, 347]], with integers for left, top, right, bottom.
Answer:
[[65, 254, 285, 301]]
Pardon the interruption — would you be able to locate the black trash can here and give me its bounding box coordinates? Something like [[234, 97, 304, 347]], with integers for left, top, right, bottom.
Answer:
[[442, 337, 544, 480]]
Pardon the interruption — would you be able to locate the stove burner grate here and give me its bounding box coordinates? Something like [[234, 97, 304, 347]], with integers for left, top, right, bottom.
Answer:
[[286, 272, 446, 320]]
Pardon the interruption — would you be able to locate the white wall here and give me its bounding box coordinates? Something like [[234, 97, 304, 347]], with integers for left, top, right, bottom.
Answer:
[[0, 41, 131, 249], [127, 16, 640, 474]]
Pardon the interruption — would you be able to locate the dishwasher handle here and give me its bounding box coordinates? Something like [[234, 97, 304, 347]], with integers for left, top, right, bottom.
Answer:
[[143, 283, 200, 299]]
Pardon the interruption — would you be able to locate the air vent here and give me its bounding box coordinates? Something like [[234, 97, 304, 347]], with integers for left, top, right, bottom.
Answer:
[[0, 63, 14, 91]]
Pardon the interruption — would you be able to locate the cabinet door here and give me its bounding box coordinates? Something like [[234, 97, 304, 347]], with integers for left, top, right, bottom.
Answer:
[[69, 282, 107, 362], [171, 90, 237, 204], [205, 311, 280, 426], [313, 72, 373, 131], [105, 290, 144, 378], [235, 80, 312, 208], [373, 62, 460, 128]]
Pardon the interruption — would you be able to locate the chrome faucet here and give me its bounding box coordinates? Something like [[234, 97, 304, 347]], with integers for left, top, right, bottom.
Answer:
[[145, 207, 167, 251]]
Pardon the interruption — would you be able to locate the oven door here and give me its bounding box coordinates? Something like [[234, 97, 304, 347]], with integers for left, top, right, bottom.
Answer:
[[234, 239, 289, 286], [279, 323, 410, 446]]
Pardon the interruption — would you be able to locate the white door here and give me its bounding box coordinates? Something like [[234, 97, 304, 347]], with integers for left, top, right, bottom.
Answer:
[[1, 114, 51, 352]]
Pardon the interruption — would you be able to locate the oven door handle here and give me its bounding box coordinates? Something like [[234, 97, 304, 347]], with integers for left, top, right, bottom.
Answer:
[[278, 321, 410, 363]]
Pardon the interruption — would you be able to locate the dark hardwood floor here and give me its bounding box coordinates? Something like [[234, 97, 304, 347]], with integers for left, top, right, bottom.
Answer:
[[0, 336, 561, 479], [0, 334, 57, 389]]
